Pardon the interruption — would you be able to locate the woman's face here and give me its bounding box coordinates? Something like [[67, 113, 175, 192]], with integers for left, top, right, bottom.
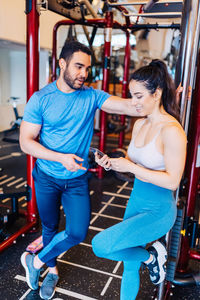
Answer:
[[129, 80, 158, 116]]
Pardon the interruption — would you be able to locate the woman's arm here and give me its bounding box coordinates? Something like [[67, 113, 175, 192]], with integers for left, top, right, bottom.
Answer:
[[110, 125, 187, 190]]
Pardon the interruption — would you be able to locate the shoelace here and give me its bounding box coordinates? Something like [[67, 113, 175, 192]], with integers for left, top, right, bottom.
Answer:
[[146, 254, 160, 276], [148, 264, 159, 275], [44, 274, 58, 287]]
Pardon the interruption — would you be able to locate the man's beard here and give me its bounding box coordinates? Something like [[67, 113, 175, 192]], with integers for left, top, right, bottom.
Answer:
[[63, 68, 85, 90]]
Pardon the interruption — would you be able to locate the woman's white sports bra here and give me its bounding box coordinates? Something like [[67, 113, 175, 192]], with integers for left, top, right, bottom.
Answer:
[[127, 119, 177, 171]]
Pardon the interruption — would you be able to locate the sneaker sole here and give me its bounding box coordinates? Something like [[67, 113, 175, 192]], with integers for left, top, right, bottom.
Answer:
[[152, 241, 167, 285], [39, 287, 56, 300], [21, 252, 37, 290]]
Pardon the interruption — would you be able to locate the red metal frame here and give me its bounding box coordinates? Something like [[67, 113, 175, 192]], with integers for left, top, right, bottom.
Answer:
[[26, 0, 39, 224], [189, 249, 200, 260], [0, 0, 39, 253], [119, 30, 131, 148], [177, 50, 200, 272], [98, 11, 113, 178], [136, 5, 144, 23], [51, 14, 131, 178]]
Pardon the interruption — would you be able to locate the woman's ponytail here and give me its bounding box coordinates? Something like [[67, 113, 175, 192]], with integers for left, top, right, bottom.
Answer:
[[131, 59, 180, 120]]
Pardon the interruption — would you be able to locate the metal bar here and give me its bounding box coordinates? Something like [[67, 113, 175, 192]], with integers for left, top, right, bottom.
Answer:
[[121, 11, 182, 17], [158, 0, 200, 294], [98, 11, 113, 178], [185, 52, 200, 217], [136, 4, 144, 23], [129, 23, 180, 30], [189, 250, 200, 260], [89, 27, 98, 46], [174, 1, 190, 87], [112, 1, 130, 149], [79, 0, 98, 62], [179, 0, 200, 129], [158, 0, 200, 295], [0, 220, 37, 253], [114, 5, 130, 26], [143, 0, 159, 11], [78, 0, 98, 18], [107, 0, 183, 7], [26, 0, 39, 224], [82, 25, 98, 62], [157, 280, 165, 299], [119, 31, 130, 148]]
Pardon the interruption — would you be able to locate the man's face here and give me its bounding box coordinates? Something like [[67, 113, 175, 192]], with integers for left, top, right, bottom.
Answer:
[[61, 51, 91, 90]]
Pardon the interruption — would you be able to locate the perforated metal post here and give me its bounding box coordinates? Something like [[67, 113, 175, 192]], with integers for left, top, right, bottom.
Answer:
[[98, 11, 113, 178], [156, 0, 200, 297], [176, 0, 200, 274], [119, 30, 130, 148]]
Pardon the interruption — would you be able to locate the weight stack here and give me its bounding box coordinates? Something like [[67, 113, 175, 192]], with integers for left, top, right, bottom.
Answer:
[[166, 207, 184, 282]]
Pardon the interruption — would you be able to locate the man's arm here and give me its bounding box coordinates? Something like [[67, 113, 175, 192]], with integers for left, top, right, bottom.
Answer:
[[101, 95, 140, 116], [101, 85, 191, 116], [19, 120, 86, 172]]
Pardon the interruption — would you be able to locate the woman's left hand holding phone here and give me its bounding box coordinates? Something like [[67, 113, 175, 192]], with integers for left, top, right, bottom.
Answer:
[[94, 152, 111, 171]]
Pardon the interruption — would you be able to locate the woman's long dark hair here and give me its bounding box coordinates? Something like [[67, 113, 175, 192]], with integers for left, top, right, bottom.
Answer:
[[130, 60, 180, 120]]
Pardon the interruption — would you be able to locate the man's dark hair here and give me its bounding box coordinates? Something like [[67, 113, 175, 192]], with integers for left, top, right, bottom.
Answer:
[[59, 41, 91, 62]]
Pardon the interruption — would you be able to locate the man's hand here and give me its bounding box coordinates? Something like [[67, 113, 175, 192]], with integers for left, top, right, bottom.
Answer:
[[59, 154, 86, 172]]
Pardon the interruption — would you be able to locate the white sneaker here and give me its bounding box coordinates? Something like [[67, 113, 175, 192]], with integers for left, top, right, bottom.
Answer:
[[146, 241, 167, 285]]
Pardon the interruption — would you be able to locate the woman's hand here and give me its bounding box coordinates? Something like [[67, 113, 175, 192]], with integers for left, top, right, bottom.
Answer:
[[176, 83, 192, 104], [110, 157, 133, 173], [95, 152, 111, 171]]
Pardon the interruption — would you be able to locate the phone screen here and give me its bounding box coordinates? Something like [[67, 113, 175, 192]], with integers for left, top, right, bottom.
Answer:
[[89, 147, 105, 158]]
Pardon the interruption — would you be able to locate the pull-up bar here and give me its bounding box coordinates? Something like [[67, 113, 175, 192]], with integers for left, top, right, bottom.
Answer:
[[121, 11, 182, 17], [107, 0, 182, 18], [107, 0, 183, 6], [129, 23, 180, 30]]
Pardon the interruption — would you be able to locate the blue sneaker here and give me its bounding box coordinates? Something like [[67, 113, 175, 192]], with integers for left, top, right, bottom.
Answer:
[[146, 241, 167, 285], [39, 273, 59, 299], [21, 252, 41, 290]]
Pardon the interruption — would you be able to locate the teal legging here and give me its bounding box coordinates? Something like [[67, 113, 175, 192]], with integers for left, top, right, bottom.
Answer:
[[92, 178, 177, 300]]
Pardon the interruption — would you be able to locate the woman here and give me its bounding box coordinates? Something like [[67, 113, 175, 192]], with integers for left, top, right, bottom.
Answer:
[[92, 60, 187, 300]]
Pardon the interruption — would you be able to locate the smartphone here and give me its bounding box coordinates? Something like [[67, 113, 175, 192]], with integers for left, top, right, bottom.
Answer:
[[89, 147, 106, 158]]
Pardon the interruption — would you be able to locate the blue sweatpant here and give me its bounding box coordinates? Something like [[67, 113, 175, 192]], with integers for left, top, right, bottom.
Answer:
[[32, 164, 91, 267], [92, 178, 177, 300]]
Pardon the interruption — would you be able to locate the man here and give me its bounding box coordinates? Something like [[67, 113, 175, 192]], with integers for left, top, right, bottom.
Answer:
[[19, 41, 158, 299]]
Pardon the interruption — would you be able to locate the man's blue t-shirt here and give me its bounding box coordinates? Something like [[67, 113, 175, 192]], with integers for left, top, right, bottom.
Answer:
[[23, 81, 110, 179]]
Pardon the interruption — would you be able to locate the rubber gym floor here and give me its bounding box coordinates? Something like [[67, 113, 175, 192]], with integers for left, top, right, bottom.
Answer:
[[0, 132, 199, 300]]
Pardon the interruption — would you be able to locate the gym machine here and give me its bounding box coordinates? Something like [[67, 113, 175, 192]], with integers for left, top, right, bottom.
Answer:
[[2, 97, 23, 143], [0, 0, 39, 253], [0, 0, 181, 252], [105, 0, 200, 299], [1, 6, 199, 300]]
